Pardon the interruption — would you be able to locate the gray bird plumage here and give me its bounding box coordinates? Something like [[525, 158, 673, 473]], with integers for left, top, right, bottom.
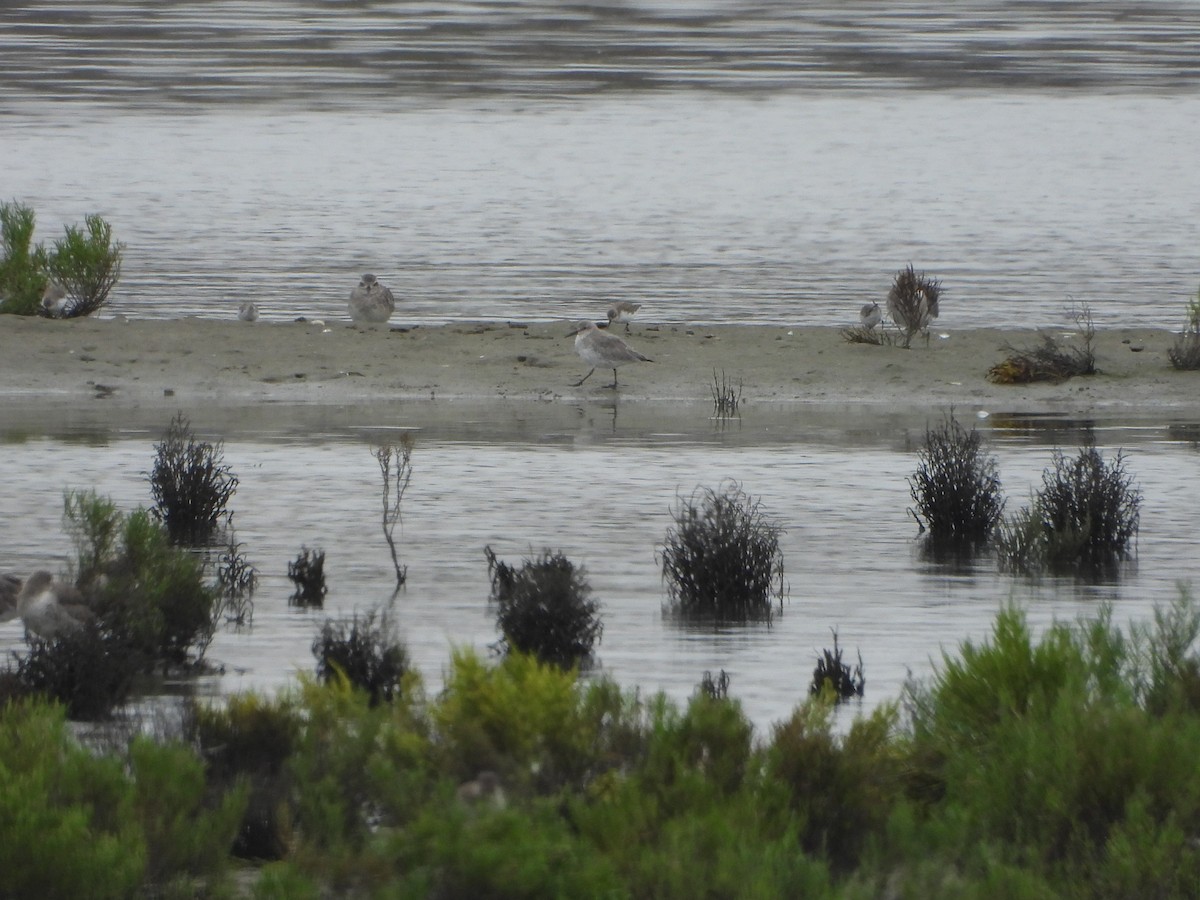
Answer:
[[348, 273, 396, 325]]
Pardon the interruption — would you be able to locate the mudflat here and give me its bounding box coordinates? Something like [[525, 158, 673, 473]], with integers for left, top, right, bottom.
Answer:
[[0, 315, 1195, 422]]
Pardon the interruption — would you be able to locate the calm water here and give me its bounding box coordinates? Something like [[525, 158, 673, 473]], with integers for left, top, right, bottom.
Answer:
[[3, 1, 1200, 328], [4, 1, 1200, 728], [2, 407, 1198, 730]]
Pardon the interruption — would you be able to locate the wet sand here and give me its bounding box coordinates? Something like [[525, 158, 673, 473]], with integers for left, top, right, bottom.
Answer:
[[0, 315, 1196, 424]]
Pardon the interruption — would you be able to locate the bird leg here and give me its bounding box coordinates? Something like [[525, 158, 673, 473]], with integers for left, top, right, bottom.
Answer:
[[603, 368, 620, 389], [572, 368, 596, 387]]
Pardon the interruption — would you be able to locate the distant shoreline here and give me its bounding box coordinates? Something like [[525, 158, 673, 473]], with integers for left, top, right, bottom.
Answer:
[[1, 315, 1197, 421]]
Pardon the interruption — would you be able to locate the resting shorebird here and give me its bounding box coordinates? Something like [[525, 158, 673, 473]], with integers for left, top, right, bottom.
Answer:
[[41, 281, 70, 318], [348, 273, 396, 326], [238, 301, 260, 322], [859, 301, 882, 331], [16, 570, 94, 639], [606, 301, 642, 333], [567, 320, 652, 388]]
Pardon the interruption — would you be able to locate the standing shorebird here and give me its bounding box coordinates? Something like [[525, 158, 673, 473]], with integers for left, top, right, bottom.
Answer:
[[238, 301, 260, 322], [859, 301, 882, 331], [41, 281, 70, 318], [348, 273, 396, 326], [16, 571, 94, 639], [606, 301, 642, 333], [567, 320, 652, 388]]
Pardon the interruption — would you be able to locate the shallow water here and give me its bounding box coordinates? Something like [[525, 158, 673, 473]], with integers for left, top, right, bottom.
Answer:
[[2, 406, 1197, 731], [3, 1, 1200, 329]]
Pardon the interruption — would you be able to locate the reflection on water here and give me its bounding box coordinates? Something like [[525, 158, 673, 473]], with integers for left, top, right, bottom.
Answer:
[[1, 411, 1197, 730]]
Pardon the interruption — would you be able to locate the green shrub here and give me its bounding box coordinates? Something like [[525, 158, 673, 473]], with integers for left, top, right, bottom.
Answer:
[[44, 212, 124, 317], [149, 413, 239, 545], [767, 699, 903, 872], [485, 545, 603, 669], [0, 700, 146, 898], [65, 490, 220, 667], [186, 693, 299, 860], [997, 446, 1141, 576], [0, 199, 49, 315], [1167, 287, 1200, 371], [660, 480, 786, 622], [13, 623, 139, 720], [312, 609, 409, 706], [909, 411, 1005, 544], [128, 737, 246, 889], [433, 649, 591, 789]]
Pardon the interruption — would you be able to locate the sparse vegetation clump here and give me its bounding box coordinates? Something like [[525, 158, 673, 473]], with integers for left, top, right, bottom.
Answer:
[[0, 200, 48, 315], [44, 213, 125, 317], [988, 302, 1098, 384], [214, 526, 257, 627], [660, 481, 786, 622], [886, 263, 942, 348], [288, 546, 327, 606], [908, 411, 1005, 545], [710, 369, 743, 418], [52, 490, 221, 674], [13, 623, 138, 720], [485, 545, 603, 669], [148, 413, 239, 545], [0, 201, 124, 317], [312, 610, 410, 706], [810, 629, 865, 703], [1167, 287, 1200, 370], [997, 445, 1142, 576], [372, 439, 413, 588]]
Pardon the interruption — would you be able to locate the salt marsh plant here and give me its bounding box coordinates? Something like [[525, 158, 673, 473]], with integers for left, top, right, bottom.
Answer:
[[214, 525, 257, 627], [372, 438, 413, 588], [288, 546, 327, 606], [886, 263, 941, 349], [485, 545, 603, 670], [185, 693, 300, 860], [660, 481, 786, 622], [996, 445, 1142, 576], [0, 700, 246, 897], [13, 623, 138, 720], [0, 202, 124, 317], [1167, 287, 1200, 370], [148, 413, 239, 545], [989, 302, 1098, 384], [908, 411, 1005, 545], [710, 369, 743, 418], [44, 213, 124, 317], [313, 610, 410, 706], [0, 200, 48, 315], [810, 629, 865, 703], [65, 490, 220, 669]]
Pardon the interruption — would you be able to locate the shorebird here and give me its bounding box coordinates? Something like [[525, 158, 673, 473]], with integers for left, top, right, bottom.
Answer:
[[567, 320, 652, 388], [606, 301, 642, 333], [859, 301, 882, 331], [456, 771, 506, 808], [238, 301, 260, 322], [41, 281, 70, 318], [16, 570, 94, 639], [0, 573, 22, 623], [348, 273, 396, 326]]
